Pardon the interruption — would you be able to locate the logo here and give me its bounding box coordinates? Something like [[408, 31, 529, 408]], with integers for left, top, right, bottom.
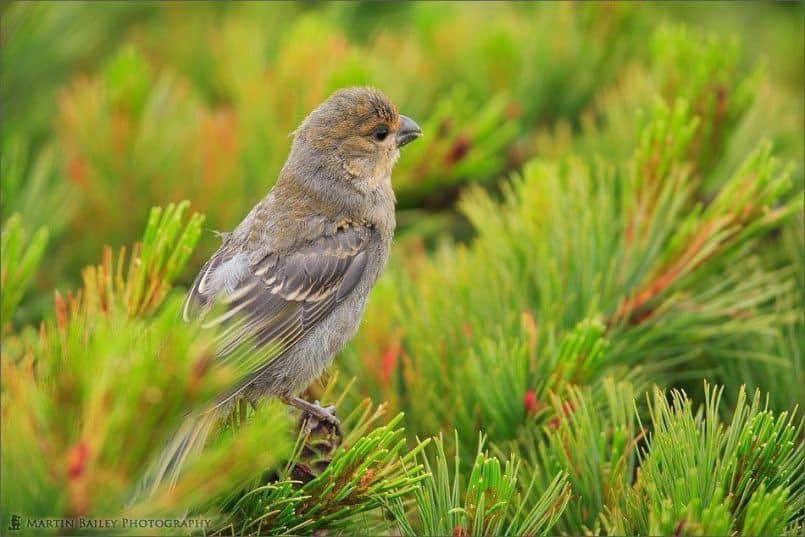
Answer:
[[8, 514, 22, 532]]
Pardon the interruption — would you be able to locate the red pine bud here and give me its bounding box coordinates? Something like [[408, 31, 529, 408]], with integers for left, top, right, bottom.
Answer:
[[67, 441, 89, 479], [523, 389, 539, 415]]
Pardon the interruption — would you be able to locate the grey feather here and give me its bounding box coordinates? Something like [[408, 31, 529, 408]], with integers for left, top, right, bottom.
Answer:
[[182, 224, 378, 406]]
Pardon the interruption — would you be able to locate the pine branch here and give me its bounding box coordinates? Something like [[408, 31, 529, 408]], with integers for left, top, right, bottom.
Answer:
[[387, 432, 570, 537], [1, 203, 298, 531], [342, 93, 800, 455], [509, 377, 640, 534], [75, 201, 205, 320], [603, 383, 804, 535], [1, 214, 49, 334], [220, 394, 429, 536]]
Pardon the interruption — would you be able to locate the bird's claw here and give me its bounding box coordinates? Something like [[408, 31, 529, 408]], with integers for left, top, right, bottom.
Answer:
[[301, 400, 341, 436]]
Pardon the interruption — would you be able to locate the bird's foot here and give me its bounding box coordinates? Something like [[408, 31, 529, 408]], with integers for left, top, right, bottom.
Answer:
[[281, 395, 341, 436], [301, 400, 340, 435]]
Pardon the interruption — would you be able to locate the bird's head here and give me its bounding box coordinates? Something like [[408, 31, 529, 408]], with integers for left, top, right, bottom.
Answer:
[[289, 87, 422, 191]]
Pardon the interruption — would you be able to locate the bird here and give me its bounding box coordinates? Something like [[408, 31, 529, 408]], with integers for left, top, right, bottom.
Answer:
[[183, 86, 421, 431], [141, 87, 421, 494]]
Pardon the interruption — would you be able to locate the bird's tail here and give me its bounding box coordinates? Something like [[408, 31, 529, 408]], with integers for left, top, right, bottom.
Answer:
[[135, 409, 220, 500]]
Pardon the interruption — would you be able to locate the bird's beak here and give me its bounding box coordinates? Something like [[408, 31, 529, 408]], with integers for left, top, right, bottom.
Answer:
[[396, 115, 422, 148]]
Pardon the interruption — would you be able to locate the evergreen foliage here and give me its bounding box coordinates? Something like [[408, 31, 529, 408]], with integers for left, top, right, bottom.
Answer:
[[388, 433, 571, 537], [2, 3, 802, 535], [603, 385, 803, 536]]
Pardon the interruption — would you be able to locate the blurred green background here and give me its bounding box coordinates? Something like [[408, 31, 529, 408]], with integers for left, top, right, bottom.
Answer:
[[3, 4, 805, 534], [2, 1, 802, 326]]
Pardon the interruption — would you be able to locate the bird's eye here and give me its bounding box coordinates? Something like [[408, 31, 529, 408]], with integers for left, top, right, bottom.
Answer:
[[372, 126, 389, 142]]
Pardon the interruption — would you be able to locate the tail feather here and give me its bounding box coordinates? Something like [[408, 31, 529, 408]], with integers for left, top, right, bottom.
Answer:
[[135, 410, 220, 500]]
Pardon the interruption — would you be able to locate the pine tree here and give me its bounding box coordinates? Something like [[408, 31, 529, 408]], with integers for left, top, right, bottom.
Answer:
[[2, 3, 802, 536]]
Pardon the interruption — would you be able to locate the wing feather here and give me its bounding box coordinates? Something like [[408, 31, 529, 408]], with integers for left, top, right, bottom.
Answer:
[[183, 224, 372, 403]]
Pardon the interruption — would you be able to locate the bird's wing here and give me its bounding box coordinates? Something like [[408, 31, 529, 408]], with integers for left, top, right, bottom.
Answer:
[[182, 224, 371, 402]]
